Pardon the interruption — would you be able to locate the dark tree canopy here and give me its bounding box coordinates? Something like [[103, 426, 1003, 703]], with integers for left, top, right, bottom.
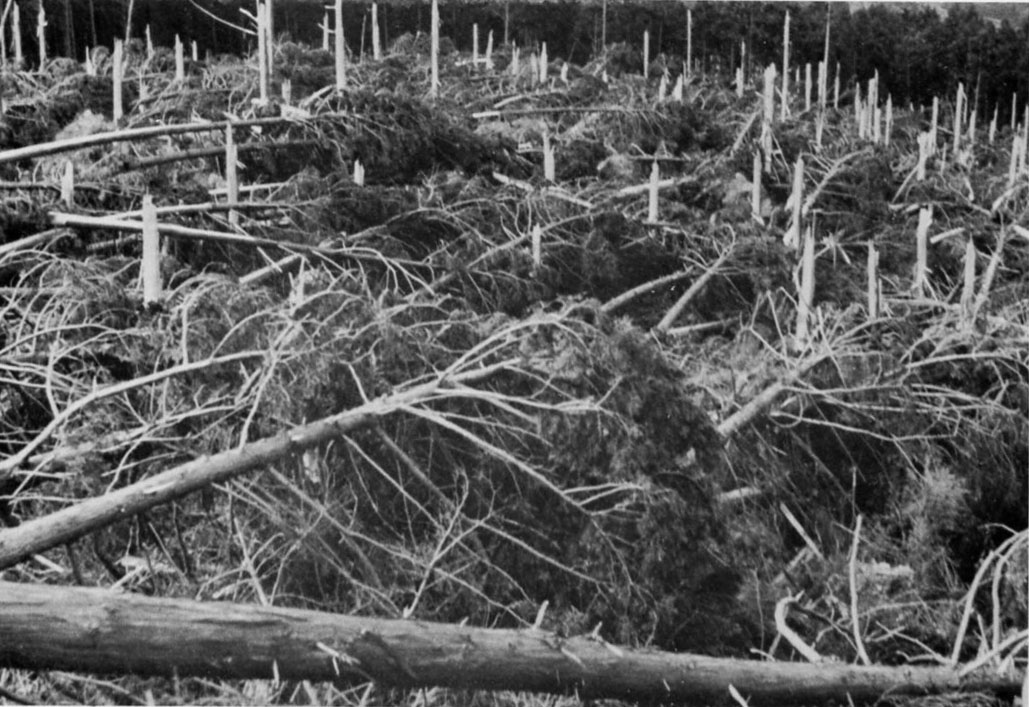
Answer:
[[15, 1, 1029, 122]]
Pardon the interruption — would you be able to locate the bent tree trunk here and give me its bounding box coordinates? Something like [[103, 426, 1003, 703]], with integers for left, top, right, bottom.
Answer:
[[0, 581, 1020, 705]]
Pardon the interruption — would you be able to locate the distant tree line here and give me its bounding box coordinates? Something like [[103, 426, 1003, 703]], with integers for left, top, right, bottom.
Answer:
[[10, 1, 1029, 124]]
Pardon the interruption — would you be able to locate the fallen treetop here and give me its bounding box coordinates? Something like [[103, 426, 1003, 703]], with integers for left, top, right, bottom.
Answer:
[[0, 358, 511, 568], [0, 580, 1020, 706]]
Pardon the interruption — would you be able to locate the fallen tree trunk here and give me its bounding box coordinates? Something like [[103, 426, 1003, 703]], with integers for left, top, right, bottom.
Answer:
[[0, 363, 509, 568], [122, 139, 319, 171], [47, 211, 429, 269], [0, 116, 296, 165], [0, 581, 1019, 706]]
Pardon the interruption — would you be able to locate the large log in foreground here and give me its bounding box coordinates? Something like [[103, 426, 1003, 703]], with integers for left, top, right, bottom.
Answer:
[[0, 581, 1020, 705]]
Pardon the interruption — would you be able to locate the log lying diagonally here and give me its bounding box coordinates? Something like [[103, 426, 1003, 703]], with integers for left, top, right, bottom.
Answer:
[[0, 345, 826, 569], [0, 581, 1019, 706], [0, 360, 514, 569], [0, 116, 309, 165]]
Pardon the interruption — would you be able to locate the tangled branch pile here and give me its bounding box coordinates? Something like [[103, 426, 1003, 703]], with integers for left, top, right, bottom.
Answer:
[[0, 25, 1026, 707]]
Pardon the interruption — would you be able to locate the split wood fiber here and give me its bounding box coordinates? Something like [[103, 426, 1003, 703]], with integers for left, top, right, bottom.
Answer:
[[866, 243, 879, 320], [761, 64, 775, 167], [784, 155, 803, 248], [140, 195, 161, 305], [686, 9, 692, 76], [805, 62, 811, 111], [961, 239, 976, 321], [647, 161, 659, 222], [834, 63, 840, 108], [780, 10, 790, 120], [914, 206, 932, 297], [258, 1, 269, 102], [113, 39, 124, 122], [954, 83, 964, 154], [751, 152, 762, 222], [371, 2, 381, 60], [931, 97, 939, 155], [542, 131, 555, 183], [12, 2, 23, 65], [60, 161, 74, 208], [795, 225, 815, 347], [225, 125, 239, 226], [174, 34, 184, 81], [0, 581, 1019, 706], [334, 0, 346, 89], [36, 2, 45, 66], [265, 0, 274, 50], [643, 29, 649, 79]]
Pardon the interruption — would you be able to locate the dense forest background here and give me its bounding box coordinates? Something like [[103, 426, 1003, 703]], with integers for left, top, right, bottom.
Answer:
[[9, 1, 1029, 136]]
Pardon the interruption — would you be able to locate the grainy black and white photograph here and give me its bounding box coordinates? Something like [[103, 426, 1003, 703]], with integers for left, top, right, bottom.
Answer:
[[0, 0, 1027, 704]]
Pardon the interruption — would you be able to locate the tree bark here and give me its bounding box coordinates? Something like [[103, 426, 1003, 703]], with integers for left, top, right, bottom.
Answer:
[[0, 581, 1019, 706]]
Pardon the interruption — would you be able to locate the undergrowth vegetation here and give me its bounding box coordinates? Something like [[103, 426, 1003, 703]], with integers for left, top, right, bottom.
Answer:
[[0, 18, 1027, 707]]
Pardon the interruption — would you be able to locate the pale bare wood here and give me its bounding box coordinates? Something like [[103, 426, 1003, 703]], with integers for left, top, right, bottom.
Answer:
[[653, 241, 735, 333], [601, 268, 694, 314]]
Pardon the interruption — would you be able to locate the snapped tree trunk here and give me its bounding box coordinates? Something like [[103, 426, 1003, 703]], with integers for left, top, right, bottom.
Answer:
[[0, 581, 1020, 706]]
